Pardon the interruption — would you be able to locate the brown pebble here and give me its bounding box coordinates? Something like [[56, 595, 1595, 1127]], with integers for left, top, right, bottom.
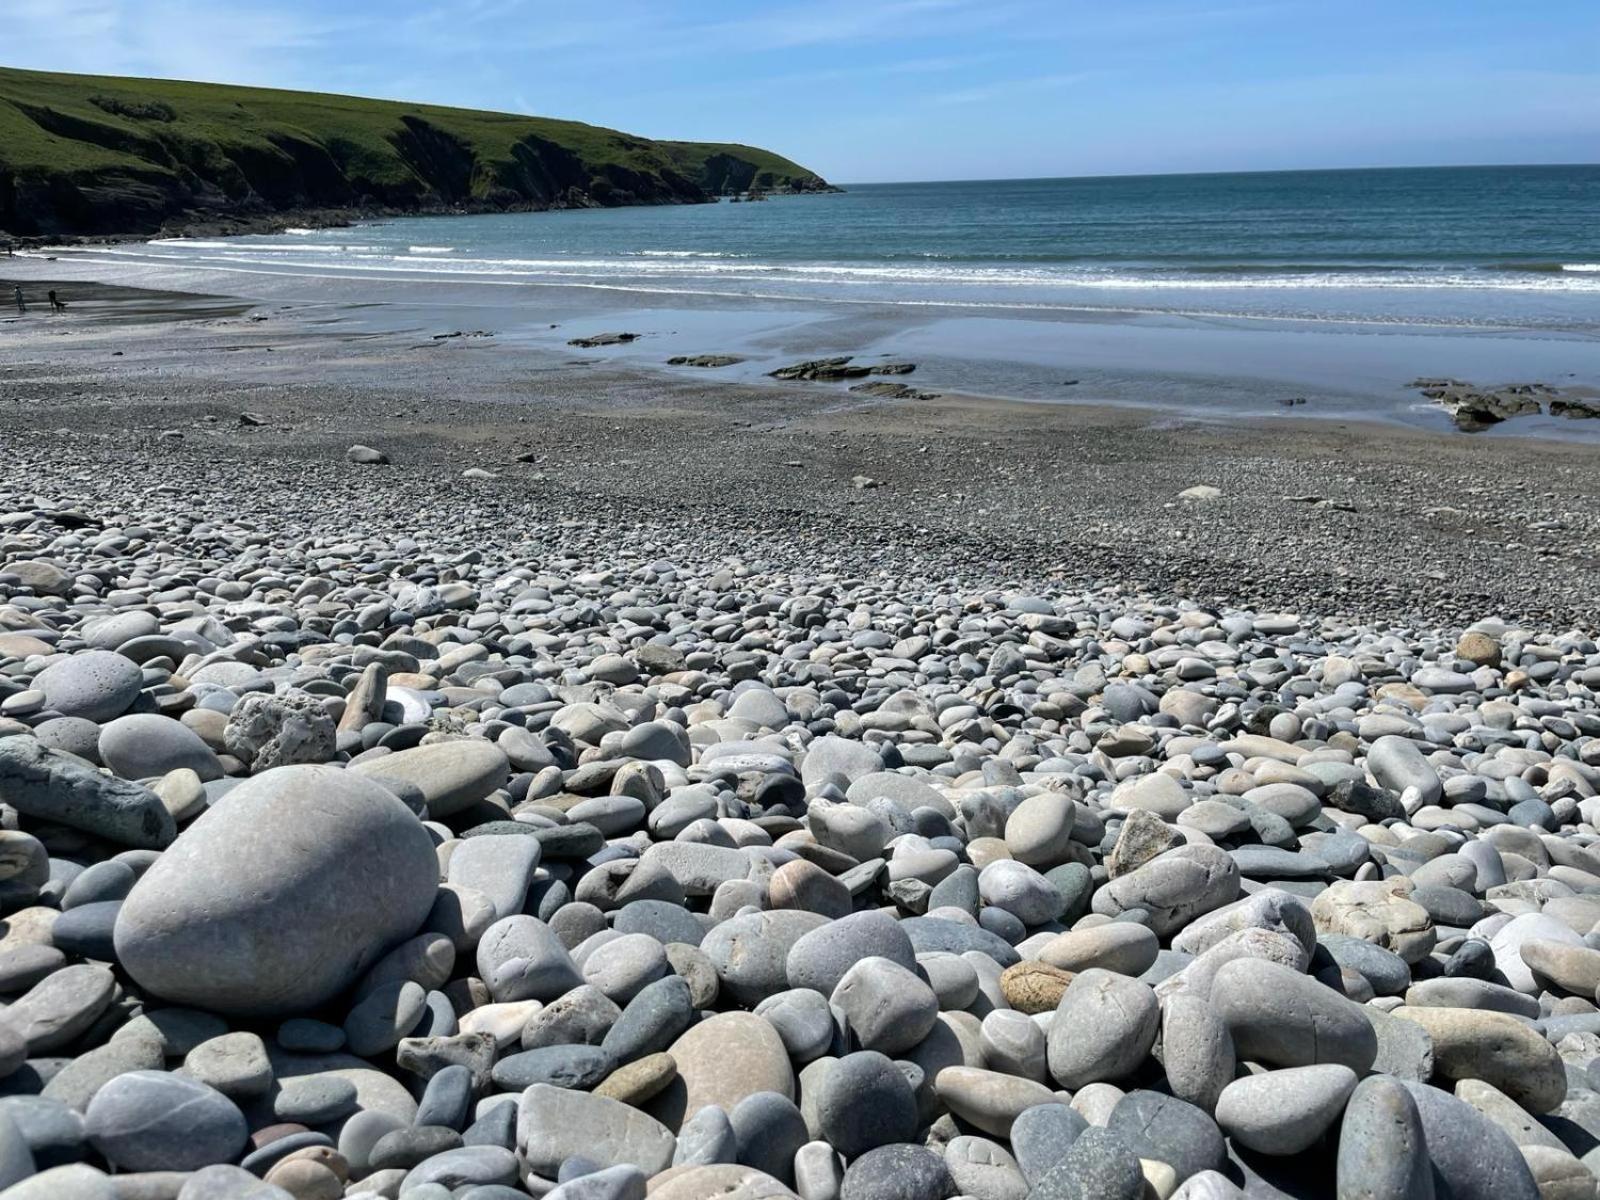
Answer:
[[264, 1157, 343, 1200], [1000, 961, 1075, 1014], [250, 1122, 309, 1149], [594, 1050, 677, 1104], [276, 1144, 350, 1183]]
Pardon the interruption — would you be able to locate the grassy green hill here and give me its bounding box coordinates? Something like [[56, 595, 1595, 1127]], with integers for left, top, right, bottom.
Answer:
[[0, 67, 831, 238]]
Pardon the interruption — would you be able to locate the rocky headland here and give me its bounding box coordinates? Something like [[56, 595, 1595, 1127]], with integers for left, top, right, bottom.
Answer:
[[0, 67, 833, 240]]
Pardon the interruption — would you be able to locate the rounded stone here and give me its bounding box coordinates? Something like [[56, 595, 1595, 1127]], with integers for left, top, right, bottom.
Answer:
[[602, 975, 696, 1064], [814, 1051, 916, 1157], [98, 714, 224, 782], [786, 909, 917, 997], [1158, 991, 1234, 1114], [1045, 969, 1159, 1089], [753, 988, 837, 1063], [831, 956, 939, 1055], [183, 1032, 273, 1099], [1038, 923, 1158, 977], [703, 910, 829, 1008], [84, 1071, 247, 1172], [650, 1012, 795, 1131], [477, 915, 584, 1003], [1003, 792, 1077, 868], [582, 933, 669, 1005], [350, 740, 510, 818], [841, 1143, 955, 1200], [978, 860, 1066, 926], [934, 1066, 1056, 1137], [730, 1091, 808, 1186], [1391, 1005, 1567, 1114], [998, 961, 1074, 1015], [35, 651, 144, 723], [113, 765, 440, 1017], [1105, 1089, 1225, 1181], [1215, 1065, 1358, 1155]]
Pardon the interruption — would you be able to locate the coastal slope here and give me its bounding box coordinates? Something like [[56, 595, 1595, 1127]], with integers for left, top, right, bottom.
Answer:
[[0, 66, 832, 238]]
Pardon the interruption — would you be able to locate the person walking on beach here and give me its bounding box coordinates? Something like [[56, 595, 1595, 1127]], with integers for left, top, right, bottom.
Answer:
[[47, 289, 64, 315], [11, 286, 22, 316]]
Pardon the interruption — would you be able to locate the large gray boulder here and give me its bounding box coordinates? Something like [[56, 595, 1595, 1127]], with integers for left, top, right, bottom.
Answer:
[[0, 736, 174, 848], [113, 765, 438, 1016]]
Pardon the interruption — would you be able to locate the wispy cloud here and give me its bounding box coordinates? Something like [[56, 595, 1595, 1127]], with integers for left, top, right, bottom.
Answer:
[[7, 0, 352, 85]]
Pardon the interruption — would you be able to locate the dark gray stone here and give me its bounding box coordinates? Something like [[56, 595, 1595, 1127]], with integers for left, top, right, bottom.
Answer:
[[83, 1071, 246, 1172], [813, 1051, 917, 1158], [730, 1091, 807, 1186], [840, 1143, 956, 1200], [1028, 1127, 1143, 1200], [0, 737, 174, 848], [1010, 1102, 1087, 1184], [787, 910, 917, 996], [490, 1044, 613, 1091], [601, 975, 694, 1065]]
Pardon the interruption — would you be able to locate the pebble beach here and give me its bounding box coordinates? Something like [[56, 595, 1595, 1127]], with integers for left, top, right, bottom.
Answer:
[[0, 275, 1599, 1199]]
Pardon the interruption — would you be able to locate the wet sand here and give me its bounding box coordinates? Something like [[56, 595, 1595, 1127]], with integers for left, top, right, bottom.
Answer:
[[2, 268, 1599, 627]]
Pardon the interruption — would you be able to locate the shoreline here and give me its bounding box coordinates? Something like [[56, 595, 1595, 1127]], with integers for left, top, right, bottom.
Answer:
[[2, 266, 1599, 627], [8, 246, 1600, 444]]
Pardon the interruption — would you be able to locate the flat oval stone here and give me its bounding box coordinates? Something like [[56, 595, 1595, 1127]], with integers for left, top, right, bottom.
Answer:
[[1391, 1005, 1566, 1113], [517, 1085, 676, 1177], [935, 1066, 1056, 1137], [350, 740, 510, 818], [1215, 1065, 1358, 1155], [491, 1044, 613, 1091], [84, 1071, 246, 1172], [36, 651, 143, 723], [786, 910, 917, 995], [649, 1012, 794, 1131], [98, 714, 223, 783]]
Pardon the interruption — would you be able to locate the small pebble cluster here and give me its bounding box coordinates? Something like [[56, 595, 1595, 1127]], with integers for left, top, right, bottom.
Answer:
[[0, 483, 1599, 1200]]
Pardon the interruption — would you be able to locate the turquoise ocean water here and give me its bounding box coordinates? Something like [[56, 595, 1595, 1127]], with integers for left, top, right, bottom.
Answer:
[[105, 165, 1600, 330]]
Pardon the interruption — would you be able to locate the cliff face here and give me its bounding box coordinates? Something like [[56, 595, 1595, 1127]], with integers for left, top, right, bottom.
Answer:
[[0, 68, 833, 238]]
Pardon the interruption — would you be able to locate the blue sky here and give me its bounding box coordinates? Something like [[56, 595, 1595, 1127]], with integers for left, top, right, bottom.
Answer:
[[7, 0, 1598, 182]]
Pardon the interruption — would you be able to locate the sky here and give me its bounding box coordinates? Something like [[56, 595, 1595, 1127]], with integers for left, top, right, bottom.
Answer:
[[6, 0, 1598, 183]]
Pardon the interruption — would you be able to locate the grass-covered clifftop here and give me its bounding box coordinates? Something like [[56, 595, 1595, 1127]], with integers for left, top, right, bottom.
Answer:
[[0, 67, 832, 238]]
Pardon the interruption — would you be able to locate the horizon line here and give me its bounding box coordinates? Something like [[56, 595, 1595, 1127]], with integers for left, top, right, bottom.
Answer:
[[835, 161, 1600, 188]]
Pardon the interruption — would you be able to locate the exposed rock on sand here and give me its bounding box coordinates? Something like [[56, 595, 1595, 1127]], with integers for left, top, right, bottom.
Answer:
[[849, 381, 938, 400], [1410, 378, 1592, 430], [666, 355, 743, 368], [769, 356, 918, 381]]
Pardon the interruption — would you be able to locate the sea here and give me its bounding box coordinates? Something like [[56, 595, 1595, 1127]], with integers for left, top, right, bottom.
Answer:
[[102, 165, 1600, 327], [69, 164, 1600, 431]]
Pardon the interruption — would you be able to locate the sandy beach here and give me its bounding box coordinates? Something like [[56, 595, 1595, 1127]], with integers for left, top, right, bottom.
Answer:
[[3, 262, 1598, 627]]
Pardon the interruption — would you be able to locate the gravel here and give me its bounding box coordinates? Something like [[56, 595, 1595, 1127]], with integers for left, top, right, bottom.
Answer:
[[0, 295, 1598, 1195]]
